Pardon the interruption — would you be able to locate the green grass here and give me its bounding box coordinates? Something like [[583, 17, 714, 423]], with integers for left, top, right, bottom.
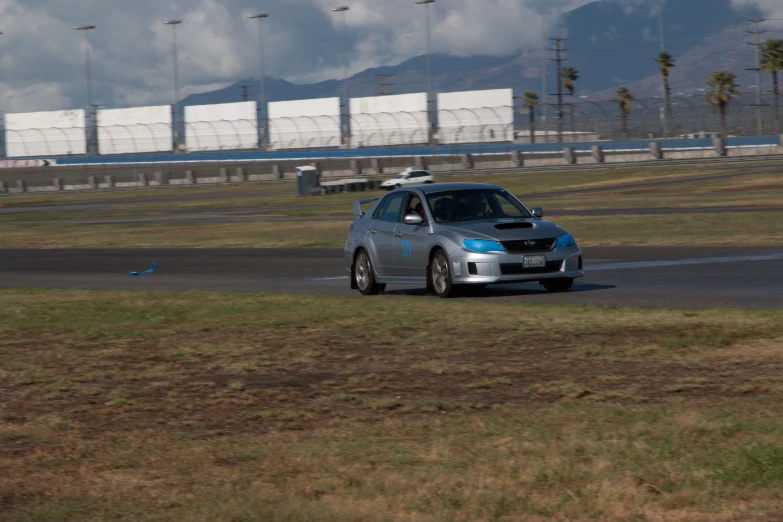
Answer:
[[0, 179, 293, 206], [2, 289, 783, 521], [1, 209, 781, 248], [2, 163, 781, 247]]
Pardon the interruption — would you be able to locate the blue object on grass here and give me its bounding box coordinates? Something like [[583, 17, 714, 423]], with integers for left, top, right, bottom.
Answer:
[[130, 262, 156, 276]]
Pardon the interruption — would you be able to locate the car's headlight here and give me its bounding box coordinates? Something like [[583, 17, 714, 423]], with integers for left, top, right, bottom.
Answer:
[[555, 233, 577, 248], [463, 239, 505, 253]]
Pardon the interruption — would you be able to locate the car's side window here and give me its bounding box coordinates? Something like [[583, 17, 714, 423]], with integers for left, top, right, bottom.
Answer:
[[374, 193, 406, 223], [405, 194, 426, 220]]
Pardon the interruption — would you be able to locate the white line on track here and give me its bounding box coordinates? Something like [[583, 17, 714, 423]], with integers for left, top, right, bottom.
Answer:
[[587, 252, 783, 271], [308, 252, 783, 281]]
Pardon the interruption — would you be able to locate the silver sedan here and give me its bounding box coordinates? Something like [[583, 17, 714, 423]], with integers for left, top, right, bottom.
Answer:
[[344, 182, 584, 297]]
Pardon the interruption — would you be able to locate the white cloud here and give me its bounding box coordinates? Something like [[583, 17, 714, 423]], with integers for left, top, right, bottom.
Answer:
[[0, 0, 766, 114]]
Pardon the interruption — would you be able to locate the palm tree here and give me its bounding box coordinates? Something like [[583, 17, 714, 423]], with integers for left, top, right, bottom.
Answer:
[[654, 51, 676, 135], [706, 70, 741, 136], [561, 68, 579, 133], [561, 67, 579, 96], [761, 39, 783, 129], [522, 91, 539, 144], [615, 87, 635, 137]]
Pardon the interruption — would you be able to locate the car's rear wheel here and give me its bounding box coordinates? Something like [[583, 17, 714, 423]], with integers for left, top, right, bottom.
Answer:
[[429, 249, 454, 298], [355, 250, 384, 295], [541, 278, 574, 293]]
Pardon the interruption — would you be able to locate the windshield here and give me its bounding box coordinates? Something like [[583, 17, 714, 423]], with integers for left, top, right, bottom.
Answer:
[[426, 189, 533, 223], [394, 174, 406, 179]]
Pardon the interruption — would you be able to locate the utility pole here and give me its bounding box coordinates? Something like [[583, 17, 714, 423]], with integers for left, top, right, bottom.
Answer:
[[540, 15, 548, 142], [549, 37, 567, 143], [238, 84, 251, 102], [375, 73, 394, 96], [748, 19, 767, 136]]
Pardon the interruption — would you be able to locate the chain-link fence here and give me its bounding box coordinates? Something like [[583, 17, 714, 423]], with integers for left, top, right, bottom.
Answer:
[[527, 92, 782, 143], [1, 92, 781, 191]]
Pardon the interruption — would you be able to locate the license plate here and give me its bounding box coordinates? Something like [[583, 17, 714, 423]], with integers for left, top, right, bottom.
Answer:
[[522, 255, 546, 268]]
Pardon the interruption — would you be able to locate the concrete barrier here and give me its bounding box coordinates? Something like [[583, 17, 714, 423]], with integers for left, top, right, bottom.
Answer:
[[714, 137, 727, 157], [414, 156, 428, 170], [236, 167, 247, 182], [351, 159, 362, 175], [105, 175, 115, 188], [272, 165, 283, 180], [53, 178, 63, 191], [88, 176, 98, 189], [16, 180, 26, 193], [219, 167, 229, 182], [461, 153, 474, 170], [185, 170, 197, 184], [154, 171, 169, 186], [371, 158, 383, 174], [0, 181, 7, 193], [510, 150, 523, 167], [650, 142, 662, 160], [564, 147, 576, 165], [591, 145, 604, 163], [138, 173, 148, 186]]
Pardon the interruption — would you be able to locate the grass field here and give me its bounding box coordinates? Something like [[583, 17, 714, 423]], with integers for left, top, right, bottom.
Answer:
[[1, 162, 782, 248], [2, 289, 783, 521], [1, 209, 781, 248]]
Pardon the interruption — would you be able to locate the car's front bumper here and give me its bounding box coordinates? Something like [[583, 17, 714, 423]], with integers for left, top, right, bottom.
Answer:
[[448, 246, 584, 284]]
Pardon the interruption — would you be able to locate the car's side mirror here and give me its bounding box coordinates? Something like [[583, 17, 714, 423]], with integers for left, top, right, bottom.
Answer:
[[403, 213, 424, 226], [531, 207, 544, 218]]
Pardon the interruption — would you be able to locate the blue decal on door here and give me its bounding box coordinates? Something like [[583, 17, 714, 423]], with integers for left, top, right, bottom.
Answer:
[[400, 239, 412, 258]]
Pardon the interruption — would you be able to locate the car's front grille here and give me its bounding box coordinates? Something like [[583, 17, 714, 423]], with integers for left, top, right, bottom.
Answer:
[[500, 261, 563, 276], [500, 238, 556, 253]]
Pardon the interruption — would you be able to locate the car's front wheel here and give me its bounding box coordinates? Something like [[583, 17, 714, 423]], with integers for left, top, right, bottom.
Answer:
[[428, 249, 454, 298], [541, 278, 574, 293], [354, 250, 385, 295]]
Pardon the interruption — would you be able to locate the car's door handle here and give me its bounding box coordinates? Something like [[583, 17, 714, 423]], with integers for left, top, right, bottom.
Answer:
[[369, 228, 377, 234], [394, 232, 403, 237]]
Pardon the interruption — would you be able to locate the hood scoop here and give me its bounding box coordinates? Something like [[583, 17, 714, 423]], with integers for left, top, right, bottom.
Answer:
[[494, 222, 534, 230]]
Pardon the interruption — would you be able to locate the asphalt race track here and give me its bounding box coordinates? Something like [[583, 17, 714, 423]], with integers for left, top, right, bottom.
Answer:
[[1, 246, 781, 309]]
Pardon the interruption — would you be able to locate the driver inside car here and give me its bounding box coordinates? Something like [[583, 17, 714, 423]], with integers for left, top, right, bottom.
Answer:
[[457, 193, 487, 220]]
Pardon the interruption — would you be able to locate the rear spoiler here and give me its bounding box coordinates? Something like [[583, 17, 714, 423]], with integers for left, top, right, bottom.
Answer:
[[353, 197, 380, 217]]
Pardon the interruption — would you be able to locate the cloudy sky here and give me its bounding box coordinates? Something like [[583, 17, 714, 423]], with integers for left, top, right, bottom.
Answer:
[[0, 0, 780, 113]]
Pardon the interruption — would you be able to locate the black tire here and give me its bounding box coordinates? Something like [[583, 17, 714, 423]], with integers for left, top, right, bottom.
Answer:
[[541, 278, 574, 293], [428, 249, 454, 298], [395, 184, 402, 189], [354, 250, 384, 295]]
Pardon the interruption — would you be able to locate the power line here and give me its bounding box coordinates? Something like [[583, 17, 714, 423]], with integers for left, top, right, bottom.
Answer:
[[549, 37, 567, 142], [375, 72, 394, 96], [238, 84, 252, 102], [747, 18, 768, 135]]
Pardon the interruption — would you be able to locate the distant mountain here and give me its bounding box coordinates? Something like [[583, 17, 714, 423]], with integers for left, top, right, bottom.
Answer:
[[181, 0, 766, 108]]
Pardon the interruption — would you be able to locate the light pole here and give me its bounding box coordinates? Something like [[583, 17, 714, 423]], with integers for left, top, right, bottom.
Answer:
[[75, 25, 96, 154], [331, 7, 350, 106], [247, 13, 269, 148], [415, 0, 435, 142], [163, 19, 182, 149], [331, 6, 350, 145]]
